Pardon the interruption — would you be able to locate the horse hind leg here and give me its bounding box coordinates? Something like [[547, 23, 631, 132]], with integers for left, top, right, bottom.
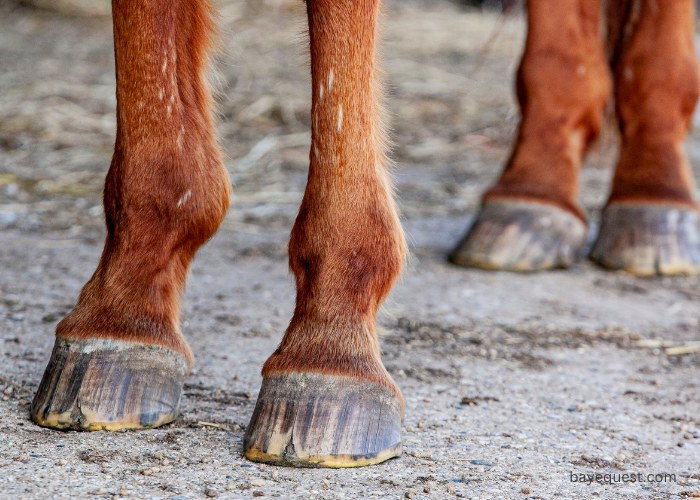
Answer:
[[31, 0, 230, 430], [451, 0, 611, 271], [590, 0, 700, 276]]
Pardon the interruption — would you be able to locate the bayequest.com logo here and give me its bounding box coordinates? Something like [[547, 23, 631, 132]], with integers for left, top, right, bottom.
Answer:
[[571, 472, 676, 485]]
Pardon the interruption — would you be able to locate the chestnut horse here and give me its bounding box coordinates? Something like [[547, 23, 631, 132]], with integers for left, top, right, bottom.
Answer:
[[30, 0, 700, 468]]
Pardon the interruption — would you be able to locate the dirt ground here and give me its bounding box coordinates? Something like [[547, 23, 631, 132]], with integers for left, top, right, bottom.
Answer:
[[1, 0, 700, 498]]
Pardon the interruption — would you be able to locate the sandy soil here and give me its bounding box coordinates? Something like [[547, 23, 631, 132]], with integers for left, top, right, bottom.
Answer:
[[1, 0, 700, 499]]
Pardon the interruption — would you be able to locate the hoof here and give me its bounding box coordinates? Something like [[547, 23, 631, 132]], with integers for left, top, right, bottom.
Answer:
[[31, 337, 188, 431], [590, 203, 700, 276], [449, 200, 587, 271], [244, 373, 402, 468]]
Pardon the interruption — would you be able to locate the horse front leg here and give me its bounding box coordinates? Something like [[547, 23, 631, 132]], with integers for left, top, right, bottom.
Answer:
[[244, 0, 406, 467], [31, 0, 230, 430]]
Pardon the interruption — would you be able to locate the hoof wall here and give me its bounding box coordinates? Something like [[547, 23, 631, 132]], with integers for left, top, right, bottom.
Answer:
[[244, 374, 402, 468], [450, 200, 587, 271], [31, 337, 188, 431], [590, 203, 700, 276]]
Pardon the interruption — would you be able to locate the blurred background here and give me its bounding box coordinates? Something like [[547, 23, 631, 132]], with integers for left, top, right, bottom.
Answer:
[[1, 0, 700, 248]]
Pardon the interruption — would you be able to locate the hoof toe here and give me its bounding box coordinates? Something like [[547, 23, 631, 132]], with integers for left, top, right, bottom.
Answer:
[[590, 203, 700, 276], [31, 337, 188, 431], [450, 200, 587, 271], [244, 373, 402, 468]]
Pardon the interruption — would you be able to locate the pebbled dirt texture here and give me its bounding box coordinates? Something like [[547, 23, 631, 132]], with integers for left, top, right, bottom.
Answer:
[[1, 0, 700, 498]]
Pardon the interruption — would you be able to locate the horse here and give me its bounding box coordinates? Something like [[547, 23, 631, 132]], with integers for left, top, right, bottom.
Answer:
[[28, 0, 700, 468]]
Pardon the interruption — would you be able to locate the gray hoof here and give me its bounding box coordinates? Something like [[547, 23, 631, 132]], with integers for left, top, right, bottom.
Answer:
[[450, 200, 587, 271], [31, 337, 188, 431], [245, 373, 402, 467], [590, 203, 700, 276]]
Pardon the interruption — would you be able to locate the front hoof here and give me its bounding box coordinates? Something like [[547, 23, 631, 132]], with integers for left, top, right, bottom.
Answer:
[[449, 200, 587, 271], [244, 373, 402, 468], [31, 337, 188, 431], [590, 203, 700, 276]]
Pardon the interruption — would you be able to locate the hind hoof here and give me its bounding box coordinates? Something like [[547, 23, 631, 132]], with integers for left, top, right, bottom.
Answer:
[[450, 200, 587, 271], [31, 337, 188, 431], [590, 203, 700, 276], [244, 373, 402, 468]]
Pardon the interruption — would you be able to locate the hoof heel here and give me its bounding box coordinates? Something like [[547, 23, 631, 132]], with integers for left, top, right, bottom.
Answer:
[[31, 337, 188, 431], [450, 200, 587, 271], [244, 373, 402, 468], [590, 203, 700, 276]]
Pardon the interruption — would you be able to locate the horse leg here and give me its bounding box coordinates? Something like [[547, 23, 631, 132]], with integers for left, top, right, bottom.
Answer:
[[31, 0, 229, 430], [244, 0, 406, 467], [590, 0, 700, 275], [451, 0, 611, 271]]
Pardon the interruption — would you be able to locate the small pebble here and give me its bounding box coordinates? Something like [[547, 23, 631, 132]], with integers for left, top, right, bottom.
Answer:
[[417, 423, 424, 429], [57, 459, 67, 466], [684, 433, 694, 440], [141, 468, 153, 476], [205, 489, 217, 497], [423, 486, 430, 493], [93, 488, 108, 495], [521, 487, 532, 494], [178, 458, 186, 464], [16, 455, 26, 462], [446, 486, 455, 494], [688, 492, 700, 498], [154, 452, 163, 460], [271, 471, 278, 479], [21, 445, 26, 450], [101, 462, 109, 468], [575, 403, 588, 410], [4, 387, 13, 395], [405, 489, 417, 499], [88, 205, 103, 217], [0, 210, 17, 228], [201, 457, 211, 463], [423, 397, 431, 403], [225, 483, 235, 491], [253, 491, 265, 497], [251, 479, 265, 487], [2, 396, 8, 401]]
